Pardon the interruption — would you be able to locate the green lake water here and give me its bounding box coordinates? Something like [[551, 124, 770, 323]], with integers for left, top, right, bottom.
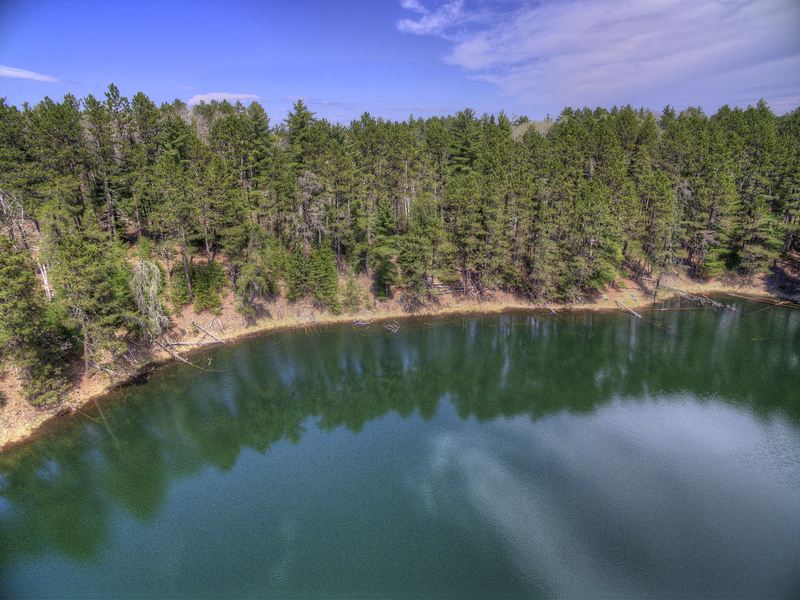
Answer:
[[1, 298, 799, 598]]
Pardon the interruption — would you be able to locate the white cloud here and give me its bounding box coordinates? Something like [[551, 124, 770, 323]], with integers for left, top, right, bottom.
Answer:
[[397, 0, 800, 113], [397, 0, 464, 36], [0, 65, 70, 83], [187, 92, 261, 104], [400, 0, 429, 14]]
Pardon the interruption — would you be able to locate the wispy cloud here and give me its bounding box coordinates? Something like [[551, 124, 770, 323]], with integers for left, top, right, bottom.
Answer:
[[397, 0, 800, 112], [0, 66, 71, 83], [400, 0, 429, 15], [280, 96, 342, 106], [187, 92, 261, 104], [397, 0, 464, 37]]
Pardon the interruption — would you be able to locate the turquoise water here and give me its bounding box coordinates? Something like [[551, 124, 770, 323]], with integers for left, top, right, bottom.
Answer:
[[1, 299, 799, 598]]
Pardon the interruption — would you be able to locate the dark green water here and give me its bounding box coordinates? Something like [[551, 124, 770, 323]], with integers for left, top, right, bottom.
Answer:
[[1, 299, 799, 598]]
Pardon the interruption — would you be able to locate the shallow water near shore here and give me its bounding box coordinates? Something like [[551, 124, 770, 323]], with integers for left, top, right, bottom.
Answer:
[[1, 299, 799, 598]]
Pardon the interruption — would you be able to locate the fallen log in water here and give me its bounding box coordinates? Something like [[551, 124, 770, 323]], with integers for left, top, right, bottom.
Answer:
[[616, 300, 681, 339], [383, 319, 402, 333], [616, 300, 646, 321], [352, 320, 372, 333], [153, 338, 215, 371], [746, 300, 787, 315], [775, 295, 800, 308], [659, 285, 742, 314], [542, 301, 565, 320], [721, 293, 800, 312], [661, 285, 721, 307]]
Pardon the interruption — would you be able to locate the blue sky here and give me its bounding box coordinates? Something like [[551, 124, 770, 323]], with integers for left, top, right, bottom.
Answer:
[[1, 0, 798, 124]]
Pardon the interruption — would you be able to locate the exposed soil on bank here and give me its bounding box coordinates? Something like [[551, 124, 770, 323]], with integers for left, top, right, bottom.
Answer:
[[2, 267, 797, 454]]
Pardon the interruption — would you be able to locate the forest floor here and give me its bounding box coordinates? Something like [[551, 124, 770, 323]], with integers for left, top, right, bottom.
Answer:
[[2, 262, 798, 454]]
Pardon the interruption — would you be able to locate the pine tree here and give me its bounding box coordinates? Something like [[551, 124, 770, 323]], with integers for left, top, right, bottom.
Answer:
[[82, 85, 132, 239], [129, 91, 161, 236], [309, 242, 340, 313], [341, 266, 368, 314], [286, 99, 316, 170], [286, 245, 310, 301], [371, 196, 398, 300], [449, 109, 480, 175], [26, 94, 90, 238], [50, 234, 131, 375], [0, 237, 70, 403]]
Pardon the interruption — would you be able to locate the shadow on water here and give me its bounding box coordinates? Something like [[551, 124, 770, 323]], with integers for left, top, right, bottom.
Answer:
[[0, 298, 798, 596]]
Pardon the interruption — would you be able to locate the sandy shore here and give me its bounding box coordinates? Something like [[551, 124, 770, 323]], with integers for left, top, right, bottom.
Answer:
[[0, 272, 790, 453]]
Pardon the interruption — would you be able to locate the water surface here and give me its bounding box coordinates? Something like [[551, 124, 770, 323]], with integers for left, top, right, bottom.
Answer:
[[1, 299, 799, 598]]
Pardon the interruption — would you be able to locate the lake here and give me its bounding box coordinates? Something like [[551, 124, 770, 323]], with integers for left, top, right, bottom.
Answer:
[[1, 299, 799, 598]]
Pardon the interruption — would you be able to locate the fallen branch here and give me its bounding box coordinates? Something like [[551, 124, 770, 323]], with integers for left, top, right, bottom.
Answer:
[[197, 316, 217, 343], [91, 364, 122, 377], [616, 300, 645, 320], [660, 285, 723, 307], [194, 321, 229, 345], [94, 398, 119, 447], [658, 285, 742, 314], [542, 301, 565, 320], [616, 300, 681, 339], [352, 320, 371, 332], [746, 300, 787, 315], [126, 348, 138, 366], [775, 296, 800, 309], [719, 292, 800, 311], [723, 293, 776, 305], [648, 307, 709, 311], [152, 338, 203, 368], [383, 319, 402, 333]]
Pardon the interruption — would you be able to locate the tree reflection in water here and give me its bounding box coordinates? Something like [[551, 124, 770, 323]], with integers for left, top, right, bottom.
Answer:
[[0, 299, 798, 597]]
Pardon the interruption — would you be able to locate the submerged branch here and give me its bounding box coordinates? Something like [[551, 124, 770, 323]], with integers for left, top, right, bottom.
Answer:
[[152, 338, 210, 370], [542, 301, 565, 320], [616, 300, 681, 339]]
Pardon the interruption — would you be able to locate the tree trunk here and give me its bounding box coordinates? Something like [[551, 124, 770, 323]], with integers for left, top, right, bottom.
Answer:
[[180, 238, 193, 301], [38, 260, 52, 300], [159, 224, 170, 274], [83, 328, 90, 376], [103, 174, 116, 239], [202, 203, 212, 263], [78, 175, 88, 212], [16, 216, 29, 250], [132, 182, 142, 237]]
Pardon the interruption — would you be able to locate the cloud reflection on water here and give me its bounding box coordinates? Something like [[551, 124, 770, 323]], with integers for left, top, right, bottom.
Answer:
[[418, 396, 800, 598]]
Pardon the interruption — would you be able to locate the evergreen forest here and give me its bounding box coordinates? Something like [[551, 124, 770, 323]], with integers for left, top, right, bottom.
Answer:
[[1, 85, 798, 404]]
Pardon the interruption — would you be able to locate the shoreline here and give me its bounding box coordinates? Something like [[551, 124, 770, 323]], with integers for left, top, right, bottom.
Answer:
[[0, 274, 790, 454]]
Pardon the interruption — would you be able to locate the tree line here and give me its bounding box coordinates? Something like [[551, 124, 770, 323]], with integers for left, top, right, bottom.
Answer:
[[1, 84, 798, 403]]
